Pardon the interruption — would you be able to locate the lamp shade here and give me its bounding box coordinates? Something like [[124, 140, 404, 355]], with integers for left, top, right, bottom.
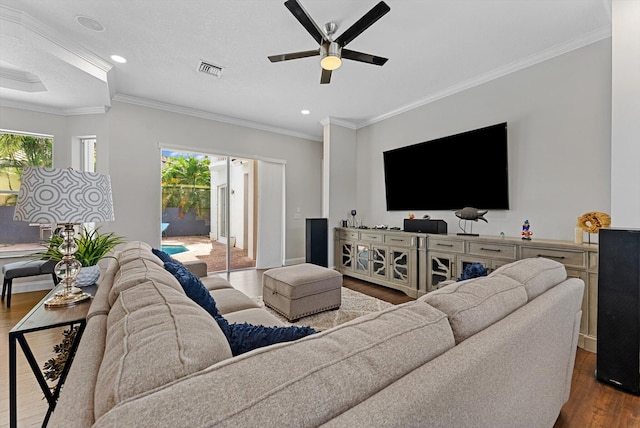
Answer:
[[14, 167, 114, 224]]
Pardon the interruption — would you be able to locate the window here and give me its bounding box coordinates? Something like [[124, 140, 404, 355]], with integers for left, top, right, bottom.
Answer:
[[0, 131, 53, 205], [0, 131, 53, 247], [80, 137, 96, 173]]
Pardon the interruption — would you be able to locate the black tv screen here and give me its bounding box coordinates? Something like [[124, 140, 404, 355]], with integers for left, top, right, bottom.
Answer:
[[383, 122, 509, 211]]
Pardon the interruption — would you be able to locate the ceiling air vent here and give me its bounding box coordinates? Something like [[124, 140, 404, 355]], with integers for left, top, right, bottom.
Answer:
[[198, 60, 224, 78]]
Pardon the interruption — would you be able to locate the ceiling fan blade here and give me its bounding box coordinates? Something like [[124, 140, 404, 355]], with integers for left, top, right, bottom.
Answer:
[[268, 49, 320, 62], [320, 68, 332, 84], [284, 0, 327, 45], [342, 49, 388, 66], [335, 1, 390, 47]]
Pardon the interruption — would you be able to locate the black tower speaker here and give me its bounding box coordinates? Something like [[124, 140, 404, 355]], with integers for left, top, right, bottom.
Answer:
[[305, 218, 328, 267], [596, 228, 640, 395]]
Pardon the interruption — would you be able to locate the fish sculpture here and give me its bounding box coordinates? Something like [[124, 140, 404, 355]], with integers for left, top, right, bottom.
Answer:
[[455, 207, 488, 223]]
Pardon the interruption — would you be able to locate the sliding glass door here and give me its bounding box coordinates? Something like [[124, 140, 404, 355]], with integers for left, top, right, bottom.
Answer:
[[161, 148, 284, 273], [210, 155, 256, 271]]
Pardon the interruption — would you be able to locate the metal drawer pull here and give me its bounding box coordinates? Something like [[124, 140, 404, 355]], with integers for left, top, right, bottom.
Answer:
[[437, 243, 454, 247], [389, 238, 403, 242], [480, 247, 501, 252], [537, 254, 565, 260]]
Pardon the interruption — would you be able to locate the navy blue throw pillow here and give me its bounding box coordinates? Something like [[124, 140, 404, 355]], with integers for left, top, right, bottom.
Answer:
[[164, 261, 220, 318], [152, 248, 179, 265], [226, 322, 317, 356], [457, 262, 488, 281]]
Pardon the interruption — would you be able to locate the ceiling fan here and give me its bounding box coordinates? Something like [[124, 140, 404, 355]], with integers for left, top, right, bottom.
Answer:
[[268, 0, 390, 84]]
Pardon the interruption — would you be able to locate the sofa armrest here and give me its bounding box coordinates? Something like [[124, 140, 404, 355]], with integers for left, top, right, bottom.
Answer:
[[183, 260, 208, 278]]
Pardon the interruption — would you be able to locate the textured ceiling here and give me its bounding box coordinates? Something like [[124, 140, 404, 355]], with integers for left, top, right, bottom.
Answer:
[[0, 0, 612, 140]]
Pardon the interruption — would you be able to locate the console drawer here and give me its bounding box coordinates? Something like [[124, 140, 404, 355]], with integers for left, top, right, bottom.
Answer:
[[521, 246, 586, 268], [359, 231, 384, 243], [467, 242, 517, 260], [428, 238, 464, 253], [384, 234, 414, 247], [339, 229, 359, 240]]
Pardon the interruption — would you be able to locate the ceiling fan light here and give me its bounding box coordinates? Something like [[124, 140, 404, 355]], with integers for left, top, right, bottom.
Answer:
[[320, 42, 342, 70], [321, 55, 341, 70]]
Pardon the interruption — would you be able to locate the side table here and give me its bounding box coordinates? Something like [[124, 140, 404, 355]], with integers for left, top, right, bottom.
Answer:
[[8, 283, 96, 428]]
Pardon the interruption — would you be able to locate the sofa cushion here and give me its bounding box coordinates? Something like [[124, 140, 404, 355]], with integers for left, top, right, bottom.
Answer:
[[210, 288, 261, 315], [201, 274, 234, 291], [421, 274, 527, 344], [88, 257, 120, 317], [108, 257, 183, 307], [490, 257, 567, 301], [223, 307, 285, 327], [95, 280, 232, 419], [119, 241, 164, 267]]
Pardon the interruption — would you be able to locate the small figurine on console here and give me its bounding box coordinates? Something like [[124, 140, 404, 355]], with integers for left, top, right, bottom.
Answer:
[[521, 219, 533, 240]]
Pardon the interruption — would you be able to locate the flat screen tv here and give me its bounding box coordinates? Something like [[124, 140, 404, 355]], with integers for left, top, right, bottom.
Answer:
[[383, 122, 509, 211]]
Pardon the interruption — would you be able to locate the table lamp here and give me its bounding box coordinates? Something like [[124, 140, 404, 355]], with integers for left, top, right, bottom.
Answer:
[[13, 167, 115, 307]]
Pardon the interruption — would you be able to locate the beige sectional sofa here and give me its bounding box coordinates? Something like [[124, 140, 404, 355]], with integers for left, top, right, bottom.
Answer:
[[49, 241, 584, 428]]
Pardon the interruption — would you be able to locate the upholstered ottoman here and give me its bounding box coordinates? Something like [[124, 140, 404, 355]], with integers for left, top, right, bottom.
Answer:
[[262, 263, 342, 321]]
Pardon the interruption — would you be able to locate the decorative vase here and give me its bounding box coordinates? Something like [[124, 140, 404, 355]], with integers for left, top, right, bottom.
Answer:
[[76, 264, 101, 287]]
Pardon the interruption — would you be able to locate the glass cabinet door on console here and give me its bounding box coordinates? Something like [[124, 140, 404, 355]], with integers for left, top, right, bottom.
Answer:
[[370, 245, 388, 281], [339, 240, 355, 271], [428, 252, 456, 290], [389, 247, 411, 286], [355, 244, 371, 275]]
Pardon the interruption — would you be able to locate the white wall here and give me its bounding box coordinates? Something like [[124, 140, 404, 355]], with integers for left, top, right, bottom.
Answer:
[[105, 101, 323, 261], [611, 0, 640, 228], [355, 39, 612, 242]]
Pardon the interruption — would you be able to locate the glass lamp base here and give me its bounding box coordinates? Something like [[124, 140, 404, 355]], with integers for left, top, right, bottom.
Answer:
[[44, 288, 91, 308]]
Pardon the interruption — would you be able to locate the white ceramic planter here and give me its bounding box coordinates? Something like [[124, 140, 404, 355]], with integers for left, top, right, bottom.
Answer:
[[76, 264, 101, 287]]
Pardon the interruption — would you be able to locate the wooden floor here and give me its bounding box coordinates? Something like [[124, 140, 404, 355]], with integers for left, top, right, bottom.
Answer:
[[1, 270, 638, 427]]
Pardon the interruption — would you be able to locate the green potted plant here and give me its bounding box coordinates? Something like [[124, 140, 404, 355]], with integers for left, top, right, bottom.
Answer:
[[36, 226, 125, 286]]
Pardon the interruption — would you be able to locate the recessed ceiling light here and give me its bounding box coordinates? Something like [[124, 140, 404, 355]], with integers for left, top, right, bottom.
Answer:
[[111, 55, 127, 64], [75, 15, 105, 32], [301, 109, 310, 115]]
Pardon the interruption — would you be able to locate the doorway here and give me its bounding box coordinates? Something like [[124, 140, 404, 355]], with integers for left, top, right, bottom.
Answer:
[[160, 148, 285, 273]]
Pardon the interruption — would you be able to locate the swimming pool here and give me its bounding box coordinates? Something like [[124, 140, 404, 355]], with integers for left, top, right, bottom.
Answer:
[[161, 245, 189, 255]]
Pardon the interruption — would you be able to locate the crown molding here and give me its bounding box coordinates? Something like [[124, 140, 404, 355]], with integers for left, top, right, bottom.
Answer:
[[0, 67, 46, 92], [0, 99, 108, 116], [360, 25, 612, 129], [320, 117, 356, 129], [0, 99, 65, 116], [113, 94, 321, 142], [63, 106, 110, 115]]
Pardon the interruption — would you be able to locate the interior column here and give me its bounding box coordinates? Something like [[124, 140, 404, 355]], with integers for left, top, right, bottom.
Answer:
[[321, 118, 357, 268]]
